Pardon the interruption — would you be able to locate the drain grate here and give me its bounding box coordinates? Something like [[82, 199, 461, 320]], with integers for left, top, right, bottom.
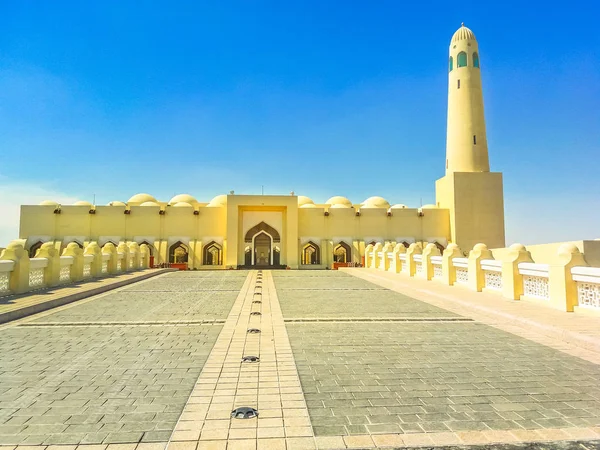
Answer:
[[231, 407, 258, 419], [247, 328, 261, 334], [250, 311, 262, 316], [242, 355, 260, 363]]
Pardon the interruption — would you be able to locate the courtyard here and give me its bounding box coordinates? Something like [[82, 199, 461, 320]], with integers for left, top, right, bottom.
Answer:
[[1, 270, 600, 449]]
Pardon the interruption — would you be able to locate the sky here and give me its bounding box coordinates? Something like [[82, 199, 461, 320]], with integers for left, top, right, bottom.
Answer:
[[0, 1, 599, 247]]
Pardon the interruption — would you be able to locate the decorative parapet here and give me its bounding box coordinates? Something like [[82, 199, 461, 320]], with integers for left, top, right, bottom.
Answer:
[[549, 243, 588, 312], [422, 243, 441, 281], [468, 243, 494, 292], [0, 260, 15, 295], [442, 244, 463, 285], [128, 242, 141, 269], [62, 242, 84, 282], [430, 255, 443, 280], [59, 256, 74, 284], [365, 244, 374, 268], [500, 244, 533, 300], [29, 257, 48, 289], [84, 241, 102, 277], [481, 259, 503, 292], [35, 242, 60, 287], [452, 257, 469, 285], [140, 243, 151, 268], [406, 243, 423, 277], [372, 243, 383, 269], [381, 243, 394, 271], [101, 243, 118, 274], [571, 266, 600, 310], [518, 262, 550, 301], [117, 242, 131, 272], [393, 244, 407, 274]]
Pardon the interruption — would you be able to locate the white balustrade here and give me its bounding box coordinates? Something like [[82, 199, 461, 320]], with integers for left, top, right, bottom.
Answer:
[[431, 256, 443, 279], [83, 254, 94, 278], [414, 254, 423, 277], [518, 262, 550, 300], [0, 260, 14, 294], [571, 266, 600, 309], [453, 257, 469, 284], [481, 259, 503, 291], [101, 253, 110, 273], [399, 254, 407, 272], [29, 257, 48, 288], [387, 252, 394, 261]]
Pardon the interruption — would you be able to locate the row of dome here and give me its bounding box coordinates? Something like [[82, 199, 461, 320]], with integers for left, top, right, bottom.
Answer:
[[40, 193, 437, 209]]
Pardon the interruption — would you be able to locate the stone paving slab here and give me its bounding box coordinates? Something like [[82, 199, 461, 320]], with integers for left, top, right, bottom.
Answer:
[[0, 272, 246, 446], [0, 270, 174, 325], [273, 272, 460, 319]]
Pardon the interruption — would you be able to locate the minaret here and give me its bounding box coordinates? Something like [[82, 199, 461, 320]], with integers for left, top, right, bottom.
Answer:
[[436, 23, 505, 251], [445, 23, 489, 173]]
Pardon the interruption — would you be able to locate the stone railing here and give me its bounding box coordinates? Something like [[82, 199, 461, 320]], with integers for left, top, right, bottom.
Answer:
[[571, 266, 600, 310], [371, 241, 598, 313], [452, 257, 469, 285], [518, 262, 550, 301], [431, 256, 443, 279], [481, 259, 503, 291], [0, 241, 150, 297]]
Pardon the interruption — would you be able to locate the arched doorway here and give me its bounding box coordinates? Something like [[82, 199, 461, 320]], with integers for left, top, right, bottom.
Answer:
[[253, 232, 272, 266], [333, 242, 351, 263], [139, 240, 156, 267], [169, 241, 189, 269], [203, 241, 222, 266], [302, 241, 320, 265]]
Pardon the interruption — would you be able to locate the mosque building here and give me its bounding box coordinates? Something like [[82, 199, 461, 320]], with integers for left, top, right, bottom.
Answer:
[[15, 24, 506, 270]]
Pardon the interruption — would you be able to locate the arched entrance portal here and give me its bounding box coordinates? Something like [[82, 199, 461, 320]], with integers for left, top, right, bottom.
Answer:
[[244, 222, 281, 267]]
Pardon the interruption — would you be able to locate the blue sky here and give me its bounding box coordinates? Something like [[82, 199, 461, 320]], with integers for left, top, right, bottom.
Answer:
[[0, 1, 599, 246]]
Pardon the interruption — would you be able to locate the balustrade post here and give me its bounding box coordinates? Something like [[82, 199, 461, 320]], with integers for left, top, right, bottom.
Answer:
[[0, 242, 30, 293], [140, 244, 150, 268], [84, 242, 102, 277], [372, 243, 383, 269], [393, 244, 406, 273], [128, 242, 141, 269], [365, 244, 373, 268], [62, 243, 84, 282], [381, 243, 393, 271], [406, 243, 422, 277], [36, 242, 60, 287], [102, 243, 118, 274], [442, 244, 462, 286], [468, 243, 493, 292], [500, 244, 533, 300], [117, 242, 131, 272], [549, 244, 587, 312], [422, 243, 441, 281]]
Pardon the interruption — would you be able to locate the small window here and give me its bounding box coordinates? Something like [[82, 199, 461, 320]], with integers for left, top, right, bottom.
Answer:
[[457, 51, 467, 67], [457, 79, 460, 89], [473, 135, 477, 145], [448, 56, 453, 72], [473, 52, 480, 68]]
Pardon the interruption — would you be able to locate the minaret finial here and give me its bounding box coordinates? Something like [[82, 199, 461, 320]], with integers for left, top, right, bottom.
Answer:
[[461, 22, 465, 27]]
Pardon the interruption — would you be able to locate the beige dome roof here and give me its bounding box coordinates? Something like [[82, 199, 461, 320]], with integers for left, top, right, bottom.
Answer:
[[422, 204, 437, 209], [108, 201, 126, 206], [330, 203, 350, 209], [362, 196, 390, 209], [391, 204, 408, 209], [452, 23, 476, 43], [325, 196, 352, 208], [140, 201, 160, 207], [173, 202, 193, 208], [300, 203, 317, 209], [207, 194, 227, 207], [297, 195, 314, 207], [73, 201, 92, 206], [169, 194, 197, 205], [39, 200, 58, 206], [128, 193, 157, 204]]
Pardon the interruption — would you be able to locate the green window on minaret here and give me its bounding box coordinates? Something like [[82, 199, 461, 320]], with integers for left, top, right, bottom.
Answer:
[[457, 52, 467, 67], [449, 56, 453, 72], [473, 52, 480, 68]]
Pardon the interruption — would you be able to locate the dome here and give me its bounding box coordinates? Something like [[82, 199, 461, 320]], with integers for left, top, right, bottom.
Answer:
[[362, 196, 390, 209], [451, 23, 476, 43], [128, 193, 157, 204], [207, 194, 227, 207], [391, 204, 408, 209], [300, 203, 317, 209], [140, 201, 160, 207], [173, 202, 193, 208], [422, 204, 437, 209], [325, 196, 352, 208], [73, 201, 92, 206], [169, 194, 197, 205], [108, 201, 126, 206], [330, 203, 350, 209], [297, 195, 314, 207], [39, 200, 58, 206]]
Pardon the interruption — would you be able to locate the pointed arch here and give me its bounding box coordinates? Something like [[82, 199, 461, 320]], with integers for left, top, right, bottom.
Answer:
[[245, 222, 280, 243], [139, 240, 155, 256], [28, 241, 44, 258], [333, 241, 351, 263], [302, 241, 320, 265], [203, 241, 222, 266], [402, 241, 410, 248], [169, 241, 188, 264], [457, 51, 467, 67], [473, 52, 479, 68]]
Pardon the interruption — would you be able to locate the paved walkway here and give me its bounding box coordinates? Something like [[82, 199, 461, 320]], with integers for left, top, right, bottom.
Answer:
[[1, 269, 600, 450], [0, 269, 174, 324]]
